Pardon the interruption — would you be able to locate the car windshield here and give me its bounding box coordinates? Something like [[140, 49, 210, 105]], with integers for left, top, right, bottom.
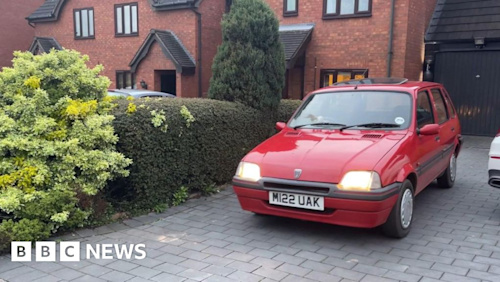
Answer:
[[289, 91, 412, 130]]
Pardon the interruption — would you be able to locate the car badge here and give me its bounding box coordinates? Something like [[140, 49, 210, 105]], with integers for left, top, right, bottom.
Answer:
[[294, 169, 302, 179]]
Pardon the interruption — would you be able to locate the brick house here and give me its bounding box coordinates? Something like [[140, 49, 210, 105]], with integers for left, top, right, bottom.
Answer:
[[0, 0, 44, 69], [27, 0, 228, 97], [268, 0, 437, 99]]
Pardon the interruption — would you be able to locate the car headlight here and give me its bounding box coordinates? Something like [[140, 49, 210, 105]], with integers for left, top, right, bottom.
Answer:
[[338, 171, 382, 192], [235, 162, 261, 182]]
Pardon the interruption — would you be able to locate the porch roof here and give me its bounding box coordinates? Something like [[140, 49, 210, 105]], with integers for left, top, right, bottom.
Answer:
[[279, 23, 315, 69], [129, 29, 196, 74], [28, 37, 63, 54]]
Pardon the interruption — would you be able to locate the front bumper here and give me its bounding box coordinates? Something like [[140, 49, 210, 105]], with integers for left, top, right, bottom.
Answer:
[[233, 177, 401, 228]]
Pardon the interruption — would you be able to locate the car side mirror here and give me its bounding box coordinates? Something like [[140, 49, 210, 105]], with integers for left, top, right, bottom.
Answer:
[[418, 124, 440, 135], [276, 122, 286, 132]]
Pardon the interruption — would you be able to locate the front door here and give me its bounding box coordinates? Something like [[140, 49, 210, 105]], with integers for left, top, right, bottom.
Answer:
[[161, 70, 176, 96], [415, 90, 441, 193]]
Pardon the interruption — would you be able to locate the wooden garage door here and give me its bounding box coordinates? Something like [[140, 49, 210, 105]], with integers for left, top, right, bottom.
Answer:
[[434, 51, 500, 136]]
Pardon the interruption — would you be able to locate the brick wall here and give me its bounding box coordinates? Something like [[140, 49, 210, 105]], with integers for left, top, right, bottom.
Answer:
[[403, 0, 438, 80], [265, 0, 437, 98], [199, 0, 226, 97], [33, 0, 224, 97], [0, 0, 44, 69]]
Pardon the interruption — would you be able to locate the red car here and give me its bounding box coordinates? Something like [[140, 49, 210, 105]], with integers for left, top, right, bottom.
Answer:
[[233, 78, 462, 238]]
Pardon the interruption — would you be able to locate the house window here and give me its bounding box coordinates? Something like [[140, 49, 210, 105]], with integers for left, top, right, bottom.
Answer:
[[116, 71, 136, 89], [284, 0, 298, 17], [320, 69, 368, 87], [225, 0, 233, 13], [115, 3, 138, 37], [323, 0, 371, 19], [74, 8, 94, 39]]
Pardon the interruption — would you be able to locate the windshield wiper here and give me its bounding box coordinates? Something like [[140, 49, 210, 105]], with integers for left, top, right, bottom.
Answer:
[[294, 123, 346, 130], [339, 123, 401, 131]]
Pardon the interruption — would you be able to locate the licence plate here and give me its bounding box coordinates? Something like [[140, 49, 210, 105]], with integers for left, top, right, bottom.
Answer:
[[269, 191, 324, 211]]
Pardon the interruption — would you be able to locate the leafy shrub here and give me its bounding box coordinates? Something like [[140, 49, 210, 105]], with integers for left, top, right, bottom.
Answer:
[[209, 0, 285, 111], [172, 187, 189, 207], [0, 219, 50, 242], [0, 50, 131, 242], [0, 228, 11, 254], [108, 98, 289, 212], [277, 99, 302, 122]]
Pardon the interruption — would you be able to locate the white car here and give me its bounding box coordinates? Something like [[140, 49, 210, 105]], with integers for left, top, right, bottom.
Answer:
[[489, 131, 500, 188]]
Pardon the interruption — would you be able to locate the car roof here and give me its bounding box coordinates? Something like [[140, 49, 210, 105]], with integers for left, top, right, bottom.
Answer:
[[312, 78, 442, 95], [108, 89, 176, 98]]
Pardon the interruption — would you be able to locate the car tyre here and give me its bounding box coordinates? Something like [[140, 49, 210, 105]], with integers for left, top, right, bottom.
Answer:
[[437, 153, 457, 189], [382, 180, 414, 238]]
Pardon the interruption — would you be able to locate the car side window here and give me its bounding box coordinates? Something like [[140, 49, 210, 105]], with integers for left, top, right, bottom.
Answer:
[[431, 88, 449, 124], [416, 91, 434, 128], [442, 89, 456, 118]]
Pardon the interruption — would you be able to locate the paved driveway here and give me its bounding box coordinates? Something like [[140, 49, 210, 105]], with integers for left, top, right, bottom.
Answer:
[[1, 136, 500, 282]]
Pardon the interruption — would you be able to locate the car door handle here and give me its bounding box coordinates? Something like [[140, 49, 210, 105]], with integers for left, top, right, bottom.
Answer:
[[451, 127, 455, 132], [435, 136, 440, 141]]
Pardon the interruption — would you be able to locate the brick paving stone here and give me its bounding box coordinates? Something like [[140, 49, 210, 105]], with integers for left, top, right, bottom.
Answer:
[[253, 267, 288, 281], [330, 267, 366, 280], [276, 263, 312, 277], [250, 257, 284, 269], [300, 260, 335, 273], [51, 268, 84, 280], [305, 271, 342, 282], [441, 273, 481, 282], [177, 259, 210, 271], [404, 266, 443, 279], [227, 270, 263, 282], [128, 266, 162, 279], [226, 261, 260, 272]]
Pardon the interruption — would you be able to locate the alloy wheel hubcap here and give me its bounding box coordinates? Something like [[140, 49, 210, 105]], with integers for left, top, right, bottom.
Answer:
[[450, 154, 457, 182], [400, 189, 413, 229]]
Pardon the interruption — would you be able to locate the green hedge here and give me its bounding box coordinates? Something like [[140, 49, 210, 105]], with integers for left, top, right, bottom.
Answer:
[[277, 99, 301, 123], [107, 98, 301, 212]]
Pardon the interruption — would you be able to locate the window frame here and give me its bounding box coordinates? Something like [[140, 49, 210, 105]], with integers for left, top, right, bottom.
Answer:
[[283, 0, 298, 17], [73, 7, 95, 40], [323, 0, 372, 20], [441, 88, 457, 118], [319, 69, 369, 88], [115, 2, 139, 37], [430, 88, 450, 125], [116, 71, 136, 89], [416, 90, 435, 129]]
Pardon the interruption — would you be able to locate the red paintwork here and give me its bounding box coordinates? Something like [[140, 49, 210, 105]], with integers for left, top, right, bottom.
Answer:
[[234, 186, 398, 228], [234, 81, 462, 228]]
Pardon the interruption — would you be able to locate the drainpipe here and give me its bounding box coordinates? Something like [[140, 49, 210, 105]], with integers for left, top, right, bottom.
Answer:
[[387, 0, 396, 77], [192, 8, 203, 98]]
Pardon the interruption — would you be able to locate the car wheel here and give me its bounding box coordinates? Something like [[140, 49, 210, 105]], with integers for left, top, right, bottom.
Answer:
[[437, 153, 457, 189], [382, 180, 414, 238]]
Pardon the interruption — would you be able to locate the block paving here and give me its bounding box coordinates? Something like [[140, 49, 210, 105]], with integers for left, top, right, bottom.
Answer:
[[1, 136, 499, 281]]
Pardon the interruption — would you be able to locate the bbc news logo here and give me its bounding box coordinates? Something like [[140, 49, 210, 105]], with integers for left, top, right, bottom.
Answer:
[[11, 242, 147, 262]]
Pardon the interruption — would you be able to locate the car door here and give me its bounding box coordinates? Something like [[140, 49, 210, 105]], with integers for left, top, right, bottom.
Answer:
[[429, 88, 455, 173], [415, 90, 442, 192]]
